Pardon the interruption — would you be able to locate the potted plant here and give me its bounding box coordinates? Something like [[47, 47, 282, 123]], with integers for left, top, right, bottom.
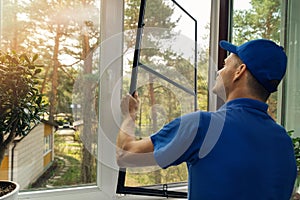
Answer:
[[0, 51, 47, 199]]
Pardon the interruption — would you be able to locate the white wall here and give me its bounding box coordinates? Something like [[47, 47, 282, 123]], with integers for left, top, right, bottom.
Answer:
[[14, 124, 44, 189]]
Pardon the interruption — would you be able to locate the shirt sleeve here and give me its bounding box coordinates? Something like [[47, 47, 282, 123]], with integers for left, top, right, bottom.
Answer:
[[150, 111, 202, 169]]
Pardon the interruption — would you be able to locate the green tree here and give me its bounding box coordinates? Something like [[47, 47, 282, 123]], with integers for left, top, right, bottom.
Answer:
[[20, 0, 99, 121], [0, 0, 30, 52], [232, 0, 281, 45], [24, 0, 76, 121]]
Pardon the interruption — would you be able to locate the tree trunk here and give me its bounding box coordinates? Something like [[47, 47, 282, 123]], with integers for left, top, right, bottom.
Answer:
[[0, 146, 6, 166], [148, 75, 161, 184], [0, 126, 17, 165], [12, 0, 18, 51], [49, 25, 62, 122], [80, 26, 94, 183]]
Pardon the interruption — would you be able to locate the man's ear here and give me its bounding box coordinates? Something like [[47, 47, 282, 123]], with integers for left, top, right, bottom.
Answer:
[[233, 64, 247, 82]]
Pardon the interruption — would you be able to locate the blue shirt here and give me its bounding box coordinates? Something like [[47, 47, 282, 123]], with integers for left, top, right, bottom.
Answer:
[[151, 98, 297, 200]]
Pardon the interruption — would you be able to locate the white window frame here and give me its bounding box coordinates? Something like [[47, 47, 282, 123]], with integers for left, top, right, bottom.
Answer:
[[43, 134, 51, 155], [208, 0, 221, 111]]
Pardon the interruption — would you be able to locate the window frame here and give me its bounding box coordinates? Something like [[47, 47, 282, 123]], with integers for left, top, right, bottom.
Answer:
[[208, 0, 231, 110], [116, 0, 198, 198], [43, 134, 52, 155]]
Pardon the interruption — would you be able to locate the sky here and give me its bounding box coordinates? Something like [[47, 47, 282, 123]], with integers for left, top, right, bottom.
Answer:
[[170, 0, 251, 49], [175, 0, 252, 23], [174, 0, 252, 42], [175, 0, 211, 28]]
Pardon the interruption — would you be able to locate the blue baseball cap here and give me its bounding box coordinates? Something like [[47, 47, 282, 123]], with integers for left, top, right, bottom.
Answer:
[[219, 39, 287, 93]]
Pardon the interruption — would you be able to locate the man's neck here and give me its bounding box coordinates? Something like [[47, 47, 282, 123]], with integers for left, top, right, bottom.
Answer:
[[226, 88, 266, 103]]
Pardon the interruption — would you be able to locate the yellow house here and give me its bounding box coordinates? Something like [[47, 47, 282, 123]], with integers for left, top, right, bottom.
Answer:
[[0, 121, 55, 189]]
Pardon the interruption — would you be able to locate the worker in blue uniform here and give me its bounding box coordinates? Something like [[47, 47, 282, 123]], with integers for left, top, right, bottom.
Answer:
[[116, 39, 297, 200]]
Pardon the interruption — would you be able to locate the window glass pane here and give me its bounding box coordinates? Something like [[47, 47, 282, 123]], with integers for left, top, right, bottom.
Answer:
[[139, 0, 196, 90], [285, 0, 300, 136], [44, 135, 51, 154], [125, 67, 192, 187], [0, 0, 100, 192], [232, 0, 284, 121]]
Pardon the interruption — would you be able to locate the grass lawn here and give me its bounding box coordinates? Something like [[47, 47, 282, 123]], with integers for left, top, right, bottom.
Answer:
[[28, 133, 96, 189]]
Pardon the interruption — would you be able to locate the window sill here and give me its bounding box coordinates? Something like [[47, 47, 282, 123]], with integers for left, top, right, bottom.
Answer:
[[117, 195, 186, 200], [18, 184, 188, 200], [18, 185, 102, 200]]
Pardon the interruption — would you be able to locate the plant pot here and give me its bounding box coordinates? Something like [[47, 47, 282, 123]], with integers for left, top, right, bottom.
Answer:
[[0, 181, 20, 200]]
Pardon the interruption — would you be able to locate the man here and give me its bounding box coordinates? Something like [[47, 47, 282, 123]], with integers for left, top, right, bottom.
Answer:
[[116, 39, 297, 199]]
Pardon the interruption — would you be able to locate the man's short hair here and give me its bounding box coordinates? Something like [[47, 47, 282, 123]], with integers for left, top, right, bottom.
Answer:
[[246, 71, 271, 101], [232, 54, 271, 101]]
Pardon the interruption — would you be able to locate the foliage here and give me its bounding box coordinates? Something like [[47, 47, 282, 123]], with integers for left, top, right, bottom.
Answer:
[[288, 130, 300, 199], [288, 130, 300, 172], [0, 1, 29, 52], [0, 51, 48, 165], [124, 0, 177, 51], [232, 0, 281, 45]]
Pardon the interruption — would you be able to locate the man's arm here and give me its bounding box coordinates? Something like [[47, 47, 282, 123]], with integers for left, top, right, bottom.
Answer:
[[116, 93, 157, 167]]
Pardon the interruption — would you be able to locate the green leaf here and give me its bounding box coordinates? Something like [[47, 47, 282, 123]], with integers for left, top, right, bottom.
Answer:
[[36, 96, 42, 104], [34, 68, 42, 75], [5, 55, 13, 62], [28, 65, 35, 70], [20, 53, 31, 64], [32, 54, 39, 62]]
